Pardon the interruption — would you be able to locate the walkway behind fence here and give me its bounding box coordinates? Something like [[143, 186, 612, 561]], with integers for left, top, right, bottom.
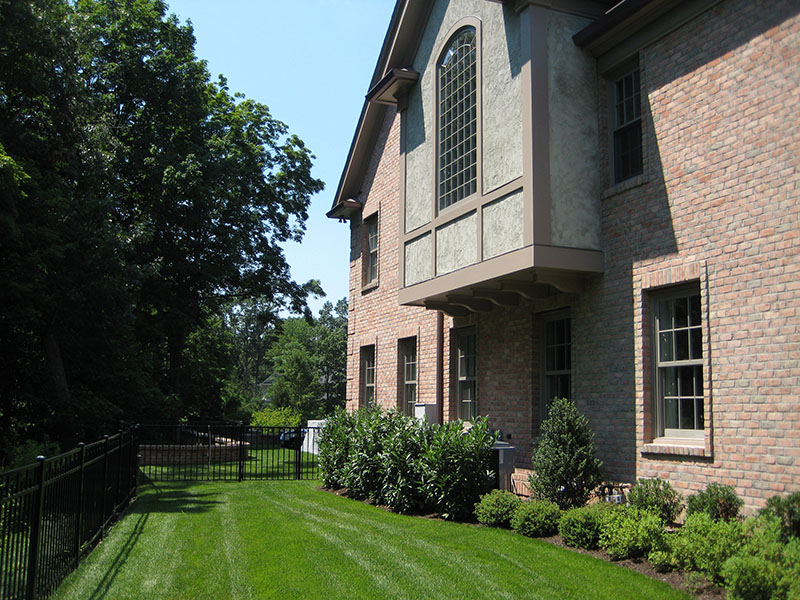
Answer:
[[0, 429, 138, 600]]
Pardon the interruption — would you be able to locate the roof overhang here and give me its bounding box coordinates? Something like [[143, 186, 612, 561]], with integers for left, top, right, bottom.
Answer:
[[325, 198, 363, 221], [366, 67, 419, 106]]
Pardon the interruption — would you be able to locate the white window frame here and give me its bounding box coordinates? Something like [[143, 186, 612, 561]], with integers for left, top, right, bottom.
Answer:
[[361, 345, 376, 407], [455, 328, 477, 421], [399, 337, 417, 416], [541, 311, 571, 421], [363, 214, 378, 287], [611, 65, 643, 184]]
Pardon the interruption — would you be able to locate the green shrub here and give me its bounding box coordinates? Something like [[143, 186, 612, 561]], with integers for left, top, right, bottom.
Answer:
[[671, 512, 742, 583], [529, 397, 603, 510], [648, 549, 678, 573], [318, 407, 357, 489], [250, 406, 303, 428], [722, 554, 781, 600], [559, 503, 613, 549], [319, 407, 498, 520], [511, 500, 561, 538], [378, 414, 429, 514], [475, 490, 522, 528], [419, 417, 497, 520], [761, 492, 800, 541], [686, 482, 743, 522], [720, 515, 800, 600], [599, 505, 666, 560], [628, 478, 684, 523]]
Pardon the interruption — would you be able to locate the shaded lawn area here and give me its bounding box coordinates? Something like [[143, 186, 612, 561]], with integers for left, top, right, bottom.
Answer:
[[52, 481, 692, 600]]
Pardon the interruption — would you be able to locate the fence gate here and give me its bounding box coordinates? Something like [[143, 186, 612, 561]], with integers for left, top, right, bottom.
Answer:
[[137, 423, 320, 483]]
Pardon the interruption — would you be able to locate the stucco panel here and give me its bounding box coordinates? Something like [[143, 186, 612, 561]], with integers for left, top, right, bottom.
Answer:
[[436, 211, 477, 275], [482, 189, 523, 259], [406, 0, 522, 226], [548, 11, 602, 250], [404, 233, 433, 286]]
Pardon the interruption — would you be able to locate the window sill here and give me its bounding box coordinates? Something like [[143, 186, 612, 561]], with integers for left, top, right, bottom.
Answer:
[[641, 440, 708, 458], [361, 281, 379, 294], [601, 172, 648, 200]]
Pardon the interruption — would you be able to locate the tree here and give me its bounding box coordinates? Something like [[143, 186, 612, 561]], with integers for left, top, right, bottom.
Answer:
[[267, 318, 322, 420], [0, 0, 324, 462], [314, 299, 348, 415]]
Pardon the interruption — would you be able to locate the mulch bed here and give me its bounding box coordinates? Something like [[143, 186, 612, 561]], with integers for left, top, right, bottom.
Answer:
[[320, 487, 726, 599]]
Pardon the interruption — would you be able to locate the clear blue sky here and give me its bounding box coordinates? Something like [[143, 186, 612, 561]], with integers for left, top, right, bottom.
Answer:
[[165, 0, 396, 316]]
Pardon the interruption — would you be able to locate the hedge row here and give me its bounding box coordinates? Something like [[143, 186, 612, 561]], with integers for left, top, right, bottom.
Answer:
[[318, 407, 497, 520]]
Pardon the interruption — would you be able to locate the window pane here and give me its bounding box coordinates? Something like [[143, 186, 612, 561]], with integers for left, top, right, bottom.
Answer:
[[690, 294, 701, 326], [675, 297, 688, 328], [680, 397, 695, 430], [659, 332, 673, 362], [679, 366, 694, 396], [697, 399, 704, 429], [662, 367, 678, 397], [675, 330, 689, 360], [690, 328, 703, 359], [665, 397, 678, 429], [695, 366, 704, 396], [658, 299, 673, 331]]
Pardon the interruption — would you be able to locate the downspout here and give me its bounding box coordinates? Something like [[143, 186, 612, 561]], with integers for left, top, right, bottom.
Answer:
[[436, 310, 444, 424]]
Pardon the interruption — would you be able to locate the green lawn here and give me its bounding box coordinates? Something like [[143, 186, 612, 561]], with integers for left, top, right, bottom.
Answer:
[[52, 481, 691, 600]]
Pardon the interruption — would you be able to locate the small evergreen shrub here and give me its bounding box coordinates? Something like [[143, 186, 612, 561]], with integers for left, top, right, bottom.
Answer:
[[686, 482, 743, 522], [599, 505, 665, 560], [628, 478, 684, 524], [511, 500, 561, 538], [342, 408, 398, 500], [529, 397, 603, 510], [250, 406, 303, 428], [648, 549, 678, 573], [671, 512, 743, 583], [559, 503, 613, 549], [761, 491, 800, 541], [722, 555, 780, 600], [475, 490, 522, 528]]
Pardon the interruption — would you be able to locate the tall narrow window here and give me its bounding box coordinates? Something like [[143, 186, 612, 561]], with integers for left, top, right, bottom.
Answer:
[[438, 27, 477, 211], [456, 329, 477, 420], [399, 338, 417, 416], [654, 286, 704, 439], [361, 345, 376, 407], [542, 314, 571, 418], [612, 67, 642, 183], [364, 215, 378, 286]]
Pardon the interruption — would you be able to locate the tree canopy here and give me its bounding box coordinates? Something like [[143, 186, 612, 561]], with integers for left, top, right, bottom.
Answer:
[[0, 0, 327, 463]]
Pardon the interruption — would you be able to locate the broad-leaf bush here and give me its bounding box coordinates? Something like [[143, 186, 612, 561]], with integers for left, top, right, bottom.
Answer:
[[599, 505, 666, 560], [419, 418, 497, 520], [670, 511, 742, 584], [559, 502, 614, 549], [511, 500, 561, 538], [628, 478, 684, 523], [318, 408, 497, 520], [686, 482, 743, 522], [761, 491, 800, 541], [250, 406, 303, 428], [474, 489, 522, 528], [529, 397, 603, 510], [318, 407, 357, 489]]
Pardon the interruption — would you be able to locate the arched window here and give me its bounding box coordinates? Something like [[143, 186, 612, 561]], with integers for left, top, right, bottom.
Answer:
[[438, 27, 477, 211]]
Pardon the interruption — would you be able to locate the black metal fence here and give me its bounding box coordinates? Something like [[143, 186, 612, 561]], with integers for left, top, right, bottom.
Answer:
[[0, 429, 138, 600], [137, 423, 321, 482]]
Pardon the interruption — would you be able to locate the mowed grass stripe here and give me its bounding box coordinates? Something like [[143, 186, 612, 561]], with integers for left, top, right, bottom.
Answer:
[[52, 481, 691, 600]]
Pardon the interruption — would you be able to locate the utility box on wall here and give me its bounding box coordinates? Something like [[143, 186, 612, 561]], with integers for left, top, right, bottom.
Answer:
[[491, 441, 515, 491], [414, 403, 438, 424]]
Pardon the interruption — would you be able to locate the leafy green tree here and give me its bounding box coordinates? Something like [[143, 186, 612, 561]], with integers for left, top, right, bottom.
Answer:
[[267, 318, 321, 420], [0, 0, 323, 463], [314, 299, 348, 415]]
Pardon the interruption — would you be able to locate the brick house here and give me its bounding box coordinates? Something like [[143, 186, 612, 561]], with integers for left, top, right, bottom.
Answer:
[[326, 0, 799, 512]]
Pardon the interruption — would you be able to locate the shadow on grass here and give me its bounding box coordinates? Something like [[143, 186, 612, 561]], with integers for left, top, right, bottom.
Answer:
[[86, 511, 148, 600], [132, 480, 224, 514]]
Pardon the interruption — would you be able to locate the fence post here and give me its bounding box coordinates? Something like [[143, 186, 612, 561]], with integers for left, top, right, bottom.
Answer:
[[294, 427, 302, 480], [74, 443, 86, 569], [26, 456, 46, 600], [115, 432, 123, 514], [238, 422, 245, 482], [100, 435, 109, 536]]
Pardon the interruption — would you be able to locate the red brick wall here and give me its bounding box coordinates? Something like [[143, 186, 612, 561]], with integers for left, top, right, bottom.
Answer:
[[585, 0, 800, 511], [345, 108, 452, 415]]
